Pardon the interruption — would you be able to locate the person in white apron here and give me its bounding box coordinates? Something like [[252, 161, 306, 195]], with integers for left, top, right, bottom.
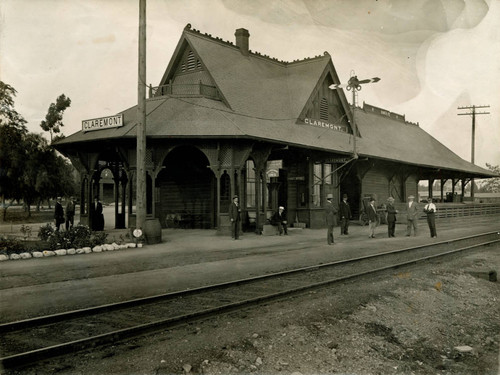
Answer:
[[424, 199, 437, 238]]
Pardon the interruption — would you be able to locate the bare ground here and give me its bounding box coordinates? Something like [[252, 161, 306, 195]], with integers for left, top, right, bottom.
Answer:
[[7, 244, 500, 375]]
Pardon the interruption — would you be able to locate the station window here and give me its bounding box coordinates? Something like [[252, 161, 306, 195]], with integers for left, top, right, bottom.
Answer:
[[313, 162, 334, 207]]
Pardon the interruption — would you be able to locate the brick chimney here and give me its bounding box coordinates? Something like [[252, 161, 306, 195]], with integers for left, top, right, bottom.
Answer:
[[235, 28, 250, 56]]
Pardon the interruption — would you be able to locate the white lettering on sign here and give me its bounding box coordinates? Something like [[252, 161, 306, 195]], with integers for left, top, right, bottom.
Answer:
[[303, 118, 349, 133], [82, 114, 124, 132]]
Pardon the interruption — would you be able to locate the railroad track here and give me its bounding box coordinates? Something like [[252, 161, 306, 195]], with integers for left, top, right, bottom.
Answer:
[[1, 231, 499, 370]]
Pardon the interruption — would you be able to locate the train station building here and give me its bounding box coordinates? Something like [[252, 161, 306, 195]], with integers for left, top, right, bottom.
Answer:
[[54, 24, 497, 233]]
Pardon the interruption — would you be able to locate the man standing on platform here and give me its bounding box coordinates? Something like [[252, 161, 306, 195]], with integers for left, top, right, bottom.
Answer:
[[325, 193, 338, 245], [229, 195, 241, 240], [424, 198, 437, 238], [338, 194, 352, 235], [367, 197, 378, 238], [406, 195, 419, 236], [386, 197, 398, 237]]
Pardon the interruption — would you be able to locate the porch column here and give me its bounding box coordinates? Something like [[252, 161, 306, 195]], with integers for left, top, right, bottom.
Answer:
[[461, 179, 466, 202], [230, 168, 236, 199], [216, 170, 221, 229], [440, 179, 444, 202], [262, 168, 268, 224], [255, 169, 261, 233]]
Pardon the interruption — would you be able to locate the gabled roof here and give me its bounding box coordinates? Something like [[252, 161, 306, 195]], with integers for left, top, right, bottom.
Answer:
[[355, 104, 495, 176], [159, 25, 342, 120], [55, 25, 496, 179]]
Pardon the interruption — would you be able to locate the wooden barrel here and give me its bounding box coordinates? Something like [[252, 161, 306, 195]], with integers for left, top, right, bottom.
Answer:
[[143, 218, 162, 244]]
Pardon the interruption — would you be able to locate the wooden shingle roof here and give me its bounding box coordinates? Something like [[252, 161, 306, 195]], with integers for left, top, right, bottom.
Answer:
[[55, 26, 496, 178]]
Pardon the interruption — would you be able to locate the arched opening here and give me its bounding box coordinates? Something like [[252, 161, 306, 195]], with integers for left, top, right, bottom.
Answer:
[[340, 169, 361, 220], [156, 146, 214, 228]]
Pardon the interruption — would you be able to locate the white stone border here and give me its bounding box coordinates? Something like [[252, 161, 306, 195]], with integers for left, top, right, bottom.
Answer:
[[0, 242, 143, 261]]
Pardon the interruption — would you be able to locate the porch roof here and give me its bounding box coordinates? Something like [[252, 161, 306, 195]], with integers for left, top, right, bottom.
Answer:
[[55, 97, 496, 178]]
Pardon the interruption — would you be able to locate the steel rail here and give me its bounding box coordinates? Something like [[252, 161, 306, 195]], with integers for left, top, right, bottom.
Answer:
[[1, 232, 499, 369], [2, 231, 497, 333]]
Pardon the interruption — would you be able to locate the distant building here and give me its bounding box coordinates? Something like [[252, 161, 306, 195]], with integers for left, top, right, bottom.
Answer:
[[54, 24, 497, 231]]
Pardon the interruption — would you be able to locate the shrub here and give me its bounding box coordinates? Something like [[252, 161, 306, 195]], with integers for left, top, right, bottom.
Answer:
[[0, 237, 25, 256], [46, 224, 107, 250], [38, 223, 55, 241], [90, 231, 108, 247]]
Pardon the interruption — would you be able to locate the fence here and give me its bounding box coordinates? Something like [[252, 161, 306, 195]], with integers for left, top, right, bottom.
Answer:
[[149, 83, 220, 100]]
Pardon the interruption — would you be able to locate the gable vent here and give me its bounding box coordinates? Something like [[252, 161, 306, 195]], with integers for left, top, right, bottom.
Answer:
[[187, 51, 196, 70], [320, 98, 329, 121]]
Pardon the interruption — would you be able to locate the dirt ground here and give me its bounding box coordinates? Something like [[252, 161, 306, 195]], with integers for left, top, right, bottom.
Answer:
[[9, 243, 500, 375]]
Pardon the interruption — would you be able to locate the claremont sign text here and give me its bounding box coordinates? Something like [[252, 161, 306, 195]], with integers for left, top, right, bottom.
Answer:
[[82, 114, 123, 132]]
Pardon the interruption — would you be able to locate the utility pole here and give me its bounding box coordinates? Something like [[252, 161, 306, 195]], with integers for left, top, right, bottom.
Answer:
[[457, 104, 490, 200], [330, 73, 380, 158], [136, 0, 147, 230]]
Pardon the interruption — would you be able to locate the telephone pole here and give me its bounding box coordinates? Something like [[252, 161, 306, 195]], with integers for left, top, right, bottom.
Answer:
[[136, 0, 147, 230], [457, 104, 490, 200]]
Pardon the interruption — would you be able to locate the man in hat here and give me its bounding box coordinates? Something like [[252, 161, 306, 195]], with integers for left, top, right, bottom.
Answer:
[[367, 197, 378, 238], [229, 195, 241, 240], [325, 193, 338, 245], [54, 197, 64, 232], [272, 206, 288, 235], [338, 193, 352, 235], [405, 195, 419, 236], [386, 197, 398, 237], [90, 196, 104, 231], [65, 196, 76, 230]]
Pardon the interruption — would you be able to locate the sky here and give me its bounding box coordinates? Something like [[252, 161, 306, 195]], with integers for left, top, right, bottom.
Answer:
[[1, 0, 499, 169]]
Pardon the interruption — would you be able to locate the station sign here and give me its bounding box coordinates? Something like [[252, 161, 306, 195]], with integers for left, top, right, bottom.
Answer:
[[82, 114, 124, 132], [302, 118, 349, 133]]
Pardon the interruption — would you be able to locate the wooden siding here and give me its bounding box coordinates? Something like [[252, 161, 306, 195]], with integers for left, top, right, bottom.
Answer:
[[285, 159, 307, 225], [158, 179, 213, 228], [361, 167, 389, 202], [405, 175, 418, 201]]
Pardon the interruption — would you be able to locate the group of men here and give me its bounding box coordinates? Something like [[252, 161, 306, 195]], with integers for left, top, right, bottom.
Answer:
[[229, 195, 289, 240], [210, 193, 439, 242], [53, 196, 76, 232], [53, 196, 105, 232], [325, 194, 437, 245]]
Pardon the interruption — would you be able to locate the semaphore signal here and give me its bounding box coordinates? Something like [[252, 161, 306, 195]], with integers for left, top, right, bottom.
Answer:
[[329, 74, 381, 157]]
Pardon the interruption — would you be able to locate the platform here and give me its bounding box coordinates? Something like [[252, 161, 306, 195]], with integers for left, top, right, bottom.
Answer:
[[0, 216, 499, 323]]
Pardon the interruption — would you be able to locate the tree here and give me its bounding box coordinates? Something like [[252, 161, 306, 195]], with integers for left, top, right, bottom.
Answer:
[[1, 82, 78, 220], [40, 94, 71, 142], [477, 164, 500, 193], [0, 81, 28, 219]]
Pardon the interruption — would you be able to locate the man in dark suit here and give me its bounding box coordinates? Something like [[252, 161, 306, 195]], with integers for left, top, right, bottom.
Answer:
[[54, 197, 64, 232], [325, 193, 338, 245], [386, 196, 398, 237], [91, 196, 104, 231], [338, 193, 352, 235], [229, 195, 241, 240]]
